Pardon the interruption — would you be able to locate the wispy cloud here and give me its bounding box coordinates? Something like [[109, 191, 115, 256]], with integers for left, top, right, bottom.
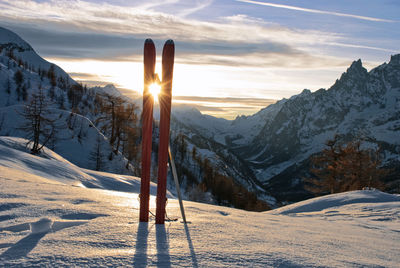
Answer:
[[0, 0, 337, 44], [0, 0, 353, 69], [176, 0, 214, 17], [237, 0, 396, 23], [172, 96, 277, 118], [326, 42, 399, 53], [173, 96, 277, 107]]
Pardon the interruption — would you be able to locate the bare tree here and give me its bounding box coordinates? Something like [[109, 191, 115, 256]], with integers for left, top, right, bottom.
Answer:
[[19, 88, 61, 154], [95, 93, 139, 159], [90, 134, 106, 171]]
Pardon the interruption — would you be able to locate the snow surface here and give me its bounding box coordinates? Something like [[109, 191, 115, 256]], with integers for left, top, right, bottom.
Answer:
[[0, 136, 169, 196], [1, 138, 399, 267]]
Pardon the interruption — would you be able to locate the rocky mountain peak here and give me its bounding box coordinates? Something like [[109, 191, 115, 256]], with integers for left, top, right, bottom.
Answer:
[[346, 59, 367, 76], [389, 54, 400, 66], [329, 59, 368, 92]]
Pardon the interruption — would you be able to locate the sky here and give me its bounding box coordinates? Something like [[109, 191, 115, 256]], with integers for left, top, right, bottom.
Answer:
[[0, 0, 399, 119]]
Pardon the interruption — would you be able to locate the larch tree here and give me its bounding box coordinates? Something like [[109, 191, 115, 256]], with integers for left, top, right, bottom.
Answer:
[[19, 88, 61, 154], [307, 136, 388, 194]]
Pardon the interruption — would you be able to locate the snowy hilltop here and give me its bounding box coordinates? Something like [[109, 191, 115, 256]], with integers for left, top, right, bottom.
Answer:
[[0, 137, 399, 266]]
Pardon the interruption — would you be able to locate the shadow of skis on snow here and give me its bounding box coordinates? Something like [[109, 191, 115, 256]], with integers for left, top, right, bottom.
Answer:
[[156, 224, 171, 268], [133, 223, 173, 267], [133, 222, 149, 267], [132, 222, 172, 267], [133, 222, 198, 268], [184, 223, 198, 268], [0, 218, 87, 260]]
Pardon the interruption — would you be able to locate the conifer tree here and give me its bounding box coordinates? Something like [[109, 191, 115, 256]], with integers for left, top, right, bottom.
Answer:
[[307, 136, 388, 194]]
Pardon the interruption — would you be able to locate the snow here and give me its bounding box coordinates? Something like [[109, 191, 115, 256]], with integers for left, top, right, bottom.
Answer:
[[29, 218, 53, 234], [0, 105, 132, 175], [270, 189, 400, 215], [0, 136, 168, 195], [1, 138, 400, 267]]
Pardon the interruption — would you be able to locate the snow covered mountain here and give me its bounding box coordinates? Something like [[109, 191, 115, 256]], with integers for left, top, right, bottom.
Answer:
[[242, 56, 400, 201], [173, 55, 400, 203], [0, 26, 134, 174], [1, 142, 399, 266], [0, 26, 74, 85]]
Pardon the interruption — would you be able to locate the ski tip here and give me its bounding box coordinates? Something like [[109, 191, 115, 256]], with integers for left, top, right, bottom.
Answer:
[[145, 38, 154, 44], [165, 39, 174, 45]]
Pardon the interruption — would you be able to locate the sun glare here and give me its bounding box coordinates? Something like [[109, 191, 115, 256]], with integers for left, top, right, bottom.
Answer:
[[149, 83, 161, 102]]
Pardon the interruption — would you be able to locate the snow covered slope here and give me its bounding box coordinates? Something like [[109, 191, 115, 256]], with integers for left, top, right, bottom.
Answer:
[[0, 105, 132, 174], [0, 136, 166, 196], [0, 148, 399, 266], [271, 189, 400, 215], [0, 26, 135, 175]]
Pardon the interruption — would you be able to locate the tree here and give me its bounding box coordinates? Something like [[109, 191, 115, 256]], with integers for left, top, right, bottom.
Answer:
[[5, 77, 11, 94], [68, 83, 84, 109], [14, 69, 24, 100], [90, 134, 106, 171], [19, 88, 61, 154], [307, 136, 388, 194], [21, 84, 28, 101], [47, 64, 57, 88], [96, 93, 124, 148]]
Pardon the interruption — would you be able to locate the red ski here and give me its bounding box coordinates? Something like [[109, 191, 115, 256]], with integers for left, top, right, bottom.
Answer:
[[139, 39, 156, 222], [156, 40, 175, 224]]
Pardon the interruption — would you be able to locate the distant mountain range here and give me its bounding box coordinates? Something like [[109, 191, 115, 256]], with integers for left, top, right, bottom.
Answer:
[[174, 54, 400, 202], [1, 26, 399, 208]]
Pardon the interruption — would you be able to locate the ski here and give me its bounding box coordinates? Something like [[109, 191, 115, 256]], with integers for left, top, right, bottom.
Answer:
[[156, 39, 175, 224], [139, 39, 156, 222]]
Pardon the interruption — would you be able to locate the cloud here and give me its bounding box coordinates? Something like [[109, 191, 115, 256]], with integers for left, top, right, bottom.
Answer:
[[0, 23, 143, 59], [174, 96, 277, 106], [325, 42, 399, 53], [175, 52, 348, 68], [0, 1, 339, 45], [175, 0, 214, 17], [173, 96, 277, 118], [237, 0, 397, 23], [0, 7, 350, 69], [68, 72, 99, 79]]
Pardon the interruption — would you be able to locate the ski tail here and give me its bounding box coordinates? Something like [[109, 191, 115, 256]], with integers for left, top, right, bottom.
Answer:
[[156, 39, 175, 224], [140, 38, 156, 222]]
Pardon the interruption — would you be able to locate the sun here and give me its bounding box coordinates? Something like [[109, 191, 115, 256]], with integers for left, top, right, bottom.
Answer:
[[149, 83, 161, 102]]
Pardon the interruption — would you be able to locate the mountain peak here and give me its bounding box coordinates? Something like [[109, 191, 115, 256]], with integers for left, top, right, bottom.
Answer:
[[389, 54, 400, 66], [341, 58, 368, 79], [0, 26, 33, 51], [349, 59, 363, 71]]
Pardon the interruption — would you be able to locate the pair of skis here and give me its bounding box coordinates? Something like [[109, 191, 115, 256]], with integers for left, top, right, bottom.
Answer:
[[140, 39, 174, 224]]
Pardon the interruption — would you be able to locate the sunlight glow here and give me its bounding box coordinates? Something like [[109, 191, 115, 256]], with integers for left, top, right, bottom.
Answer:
[[149, 83, 161, 102]]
